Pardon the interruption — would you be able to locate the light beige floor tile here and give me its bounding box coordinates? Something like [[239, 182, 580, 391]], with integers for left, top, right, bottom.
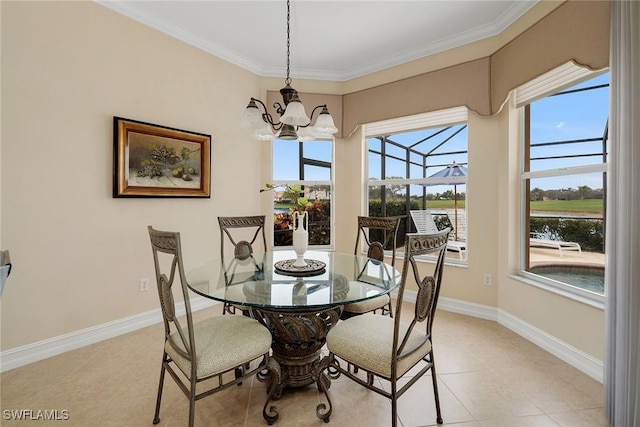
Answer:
[[547, 408, 610, 427], [478, 414, 560, 426], [440, 371, 543, 420], [323, 379, 394, 427], [438, 423, 483, 427], [246, 385, 323, 427], [432, 343, 486, 374], [392, 375, 475, 426], [0, 307, 609, 427]]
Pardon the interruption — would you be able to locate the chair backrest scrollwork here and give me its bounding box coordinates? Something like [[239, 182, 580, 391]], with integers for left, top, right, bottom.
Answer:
[[148, 226, 196, 373], [218, 215, 267, 259], [394, 229, 450, 360], [354, 216, 402, 267]]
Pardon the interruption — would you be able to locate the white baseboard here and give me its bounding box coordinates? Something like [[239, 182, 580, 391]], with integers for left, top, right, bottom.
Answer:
[[2, 293, 603, 383], [397, 290, 498, 321], [0, 297, 218, 373], [437, 296, 499, 321], [497, 308, 604, 383], [402, 290, 603, 383]]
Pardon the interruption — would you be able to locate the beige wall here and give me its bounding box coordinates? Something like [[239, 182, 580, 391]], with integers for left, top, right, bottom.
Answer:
[[333, 127, 366, 255], [332, 1, 607, 362], [497, 94, 606, 360], [333, 110, 504, 306], [1, 0, 606, 364], [0, 1, 264, 349]]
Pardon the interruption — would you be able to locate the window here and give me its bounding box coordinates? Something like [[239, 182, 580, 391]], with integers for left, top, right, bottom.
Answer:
[[364, 108, 469, 263], [271, 139, 333, 249], [518, 66, 608, 303]]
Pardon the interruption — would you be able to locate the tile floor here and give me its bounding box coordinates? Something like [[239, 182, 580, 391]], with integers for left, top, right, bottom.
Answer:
[[1, 303, 609, 427]]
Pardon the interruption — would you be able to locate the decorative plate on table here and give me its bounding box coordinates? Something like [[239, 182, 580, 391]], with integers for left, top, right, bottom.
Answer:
[[274, 259, 326, 277]]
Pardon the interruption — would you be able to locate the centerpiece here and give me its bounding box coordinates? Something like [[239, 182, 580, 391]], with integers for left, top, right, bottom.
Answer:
[[292, 210, 308, 266], [262, 183, 326, 276]]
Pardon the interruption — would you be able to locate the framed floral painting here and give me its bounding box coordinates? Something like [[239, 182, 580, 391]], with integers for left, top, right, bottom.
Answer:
[[113, 117, 211, 198]]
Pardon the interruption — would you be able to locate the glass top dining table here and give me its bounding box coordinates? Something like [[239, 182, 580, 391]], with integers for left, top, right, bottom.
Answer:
[[186, 250, 401, 310], [186, 250, 402, 424]]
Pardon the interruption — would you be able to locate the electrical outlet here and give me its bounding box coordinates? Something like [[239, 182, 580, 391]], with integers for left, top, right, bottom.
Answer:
[[139, 278, 150, 292], [483, 274, 492, 286]]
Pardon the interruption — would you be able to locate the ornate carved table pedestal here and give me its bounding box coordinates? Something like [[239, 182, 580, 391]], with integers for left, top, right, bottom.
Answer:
[[250, 305, 341, 423]]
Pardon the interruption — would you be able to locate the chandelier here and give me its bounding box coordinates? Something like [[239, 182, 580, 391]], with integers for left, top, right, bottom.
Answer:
[[240, 0, 338, 141]]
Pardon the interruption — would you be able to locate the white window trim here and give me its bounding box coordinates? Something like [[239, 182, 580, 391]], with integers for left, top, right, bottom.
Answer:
[[364, 106, 468, 136], [512, 272, 605, 310], [364, 107, 469, 264], [515, 61, 605, 107], [522, 163, 608, 180], [517, 65, 607, 305], [368, 177, 468, 187], [270, 139, 335, 251]]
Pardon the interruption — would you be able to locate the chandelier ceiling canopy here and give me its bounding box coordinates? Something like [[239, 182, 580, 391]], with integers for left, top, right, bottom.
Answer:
[[240, 0, 338, 141]]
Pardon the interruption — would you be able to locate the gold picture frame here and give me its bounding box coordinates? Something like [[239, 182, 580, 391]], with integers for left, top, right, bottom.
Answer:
[[113, 117, 211, 198]]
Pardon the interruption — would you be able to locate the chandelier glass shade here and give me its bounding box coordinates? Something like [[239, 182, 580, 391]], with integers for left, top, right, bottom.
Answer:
[[241, 0, 338, 141]]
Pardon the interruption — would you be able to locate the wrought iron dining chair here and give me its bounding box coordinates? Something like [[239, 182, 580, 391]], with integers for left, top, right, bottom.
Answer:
[[341, 216, 401, 319], [148, 226, 273, 427], [325, 228, 450, 427], [218, 215, 267, 314]]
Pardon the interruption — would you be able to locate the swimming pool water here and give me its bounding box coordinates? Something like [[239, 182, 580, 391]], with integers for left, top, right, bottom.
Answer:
[[531, 266, 604, 294]]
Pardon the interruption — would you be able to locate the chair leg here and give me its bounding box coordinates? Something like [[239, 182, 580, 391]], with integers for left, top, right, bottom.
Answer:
[[391, 385, 398, 427], [430, 351, 443, 424], [189, 378, 197, 427], [153, 362, 166, 424]]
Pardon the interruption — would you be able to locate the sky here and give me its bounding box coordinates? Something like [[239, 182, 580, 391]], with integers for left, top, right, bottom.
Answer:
[[272, 72, 610, 194], [527, 72, 609, 190]]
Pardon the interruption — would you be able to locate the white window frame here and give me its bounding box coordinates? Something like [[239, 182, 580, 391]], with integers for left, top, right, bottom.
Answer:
[[516, 62, 608, 307], [363, 107, 469, 265], [270, 138, 335, 251]]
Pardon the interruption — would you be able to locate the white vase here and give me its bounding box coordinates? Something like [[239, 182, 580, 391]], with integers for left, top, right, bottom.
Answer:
[[292, 211, 309, 267]]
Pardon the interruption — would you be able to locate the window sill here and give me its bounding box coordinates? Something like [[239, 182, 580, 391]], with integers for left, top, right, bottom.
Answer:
[[509, 272, 605, 310]]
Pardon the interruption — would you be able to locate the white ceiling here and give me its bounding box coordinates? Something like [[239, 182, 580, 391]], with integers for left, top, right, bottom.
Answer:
[[97, 0, 538, 82]]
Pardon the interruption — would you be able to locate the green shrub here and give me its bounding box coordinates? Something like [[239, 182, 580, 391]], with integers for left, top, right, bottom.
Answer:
[[530, 217, 604, 252], [367, 199, 423, 248], [368, 199, 421, 217], [368, 200, 604, 253], [273, 199, 331, 246]]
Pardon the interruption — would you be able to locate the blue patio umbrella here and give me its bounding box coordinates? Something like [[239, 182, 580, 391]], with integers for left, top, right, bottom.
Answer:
[[425, 162, 468, 240]]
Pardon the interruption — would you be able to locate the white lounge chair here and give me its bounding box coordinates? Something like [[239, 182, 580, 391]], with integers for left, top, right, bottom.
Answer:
[[529, 233, 581, 258], [410, 210, 467, 260]]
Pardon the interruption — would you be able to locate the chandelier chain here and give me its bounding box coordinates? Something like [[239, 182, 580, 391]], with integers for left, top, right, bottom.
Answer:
[[285, 0, 291, 85], [242, 0, 337, 140]]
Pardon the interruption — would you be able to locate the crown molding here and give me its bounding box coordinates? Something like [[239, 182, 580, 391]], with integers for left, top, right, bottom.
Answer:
[[96, 0, 538, 82]]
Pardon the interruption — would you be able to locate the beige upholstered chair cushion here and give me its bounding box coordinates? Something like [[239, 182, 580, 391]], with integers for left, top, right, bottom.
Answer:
[[342, 294, 390, 314], [327, 314, 431, 378], [166, 315, 271, 380]]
